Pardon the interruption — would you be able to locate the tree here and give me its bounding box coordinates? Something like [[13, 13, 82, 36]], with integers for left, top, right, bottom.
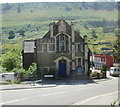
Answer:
[[113, 32, 120, 63], [101, 64, 107, 78], [79, 7, 82, 10], [101, 64, 107, 72], [8, 31, 15, 39], [103, 26, 115, 33], [84, 24, 89, 29], [3, 3, 11, 10], [17, 7, 21, 13], [13, 68, 24, 82], [102, 18, 107, 27], [82, 2, 88, 10], [92, 2, 100, 10], [17, 4, 21, 13], [2, 48, 22, 71], [24, 63, 39, 83], [30, 10, 33, 13], [19, 68, 29, 81], [19, 29, 25, 37], [92, 30, 98, 38], [75, 29, 81, 35], [65, 7, 72, 11], [28, 24, 31, 28]]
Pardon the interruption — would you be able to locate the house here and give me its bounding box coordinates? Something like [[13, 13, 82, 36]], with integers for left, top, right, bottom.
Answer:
[[93, 54, 114, 70], [22, 18, 90, 79]]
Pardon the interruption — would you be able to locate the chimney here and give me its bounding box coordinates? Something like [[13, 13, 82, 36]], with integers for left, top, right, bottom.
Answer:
[[50, 23, 53, 38], [84, 35, 87, 44], [71, 24, 75, 43]]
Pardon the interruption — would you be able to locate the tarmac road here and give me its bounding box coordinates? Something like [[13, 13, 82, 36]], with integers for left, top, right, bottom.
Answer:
[[0, 76, 119, 106]]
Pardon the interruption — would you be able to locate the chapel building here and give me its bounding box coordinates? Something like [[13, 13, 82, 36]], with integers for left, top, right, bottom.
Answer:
[[22, 18, 90, 79]]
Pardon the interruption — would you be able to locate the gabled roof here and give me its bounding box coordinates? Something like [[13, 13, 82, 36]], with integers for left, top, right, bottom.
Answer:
[[42, 18, 71, 39], [75, 31, 84, 42], [56, 18, 69, 26], [42, 31, 50, 39], [41, 18, 84, 41]]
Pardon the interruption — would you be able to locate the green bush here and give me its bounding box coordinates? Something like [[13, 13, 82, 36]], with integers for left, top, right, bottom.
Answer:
[[6, 80, 11, 83], [14, 80, 20, 84], [111, 99, 118, 107], [90, 72, 98, 77], [2, 48, 22, 71], [101, 64, 107, 72], [90, 72, 103, 78]]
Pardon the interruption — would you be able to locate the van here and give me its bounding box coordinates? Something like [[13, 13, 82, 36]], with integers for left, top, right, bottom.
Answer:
[[110, 67, 120, 76], [0, 72, 15, 81]]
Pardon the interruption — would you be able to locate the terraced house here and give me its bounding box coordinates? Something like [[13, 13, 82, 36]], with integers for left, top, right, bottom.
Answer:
[[22, 18, 91, 79]]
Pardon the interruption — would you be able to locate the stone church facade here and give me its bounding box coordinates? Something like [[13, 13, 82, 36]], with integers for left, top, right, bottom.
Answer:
[[22, 18, 90, 79]]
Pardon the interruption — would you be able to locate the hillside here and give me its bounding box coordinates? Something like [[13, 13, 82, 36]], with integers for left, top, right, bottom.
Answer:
[[1, 2, 118, 55]]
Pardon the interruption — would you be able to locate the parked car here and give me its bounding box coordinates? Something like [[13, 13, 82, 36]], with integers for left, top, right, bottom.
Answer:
[[110, 67, 120, 76]]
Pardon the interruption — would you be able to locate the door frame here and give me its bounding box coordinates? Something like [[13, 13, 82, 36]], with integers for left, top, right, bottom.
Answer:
[[59, 59, 67, 77], [54, 56, 71, 77]]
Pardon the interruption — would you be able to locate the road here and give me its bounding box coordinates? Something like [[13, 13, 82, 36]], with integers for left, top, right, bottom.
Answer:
[[0, 76, 119, 106]]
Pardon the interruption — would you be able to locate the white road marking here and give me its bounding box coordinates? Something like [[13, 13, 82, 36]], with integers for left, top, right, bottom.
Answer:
[[41, 92, 65, 97], [0, 99, 25, 105], [76, 84, 102, 91], [0, 90, 24, 93], [73, 91, 120, 105], [76, 87, 90, 91]]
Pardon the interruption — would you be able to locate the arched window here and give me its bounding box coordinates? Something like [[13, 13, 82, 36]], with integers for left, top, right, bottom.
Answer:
[[60, 36, 64, 51], [56, 34, 68, 51]]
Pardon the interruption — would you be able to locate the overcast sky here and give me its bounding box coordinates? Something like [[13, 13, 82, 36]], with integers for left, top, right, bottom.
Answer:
[[0, 0, 118, 3]]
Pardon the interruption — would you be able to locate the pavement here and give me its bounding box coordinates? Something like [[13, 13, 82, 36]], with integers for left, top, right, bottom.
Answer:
[[0, 71, 113, 91], [0, 76, 113, 91], [0, 83, 57, 91]]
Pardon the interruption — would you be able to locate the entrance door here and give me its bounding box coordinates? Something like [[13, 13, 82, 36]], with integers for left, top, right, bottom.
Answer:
[[59, 59, 66, 77]]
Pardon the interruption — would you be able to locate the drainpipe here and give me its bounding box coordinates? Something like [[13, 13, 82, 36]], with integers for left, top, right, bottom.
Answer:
[[71, 24, 76, 78]]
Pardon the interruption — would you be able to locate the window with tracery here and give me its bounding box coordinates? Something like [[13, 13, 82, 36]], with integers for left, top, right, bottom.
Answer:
[[56, 34, 69, 51]]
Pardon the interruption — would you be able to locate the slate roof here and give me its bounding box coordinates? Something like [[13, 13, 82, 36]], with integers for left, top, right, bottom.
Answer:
[[42, 31, 50, 39], [75, 32, 84, 43]]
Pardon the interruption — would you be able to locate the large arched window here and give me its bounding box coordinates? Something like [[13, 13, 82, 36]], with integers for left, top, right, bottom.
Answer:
[[56, 34, 69, 51]]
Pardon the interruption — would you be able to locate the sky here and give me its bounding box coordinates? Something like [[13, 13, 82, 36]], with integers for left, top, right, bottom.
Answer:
[[0, 0, 118, 3]]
